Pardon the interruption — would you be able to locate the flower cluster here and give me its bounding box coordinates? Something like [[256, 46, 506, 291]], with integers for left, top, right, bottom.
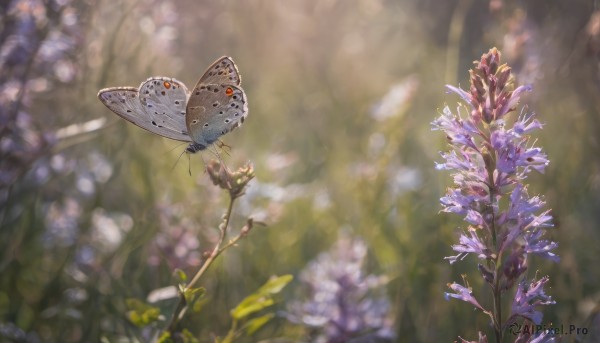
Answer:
[[147, 203, 202, 269], [206, 159, 255, 199], [1, 0, 85, 193], [288, 235, 395, 343], [432, 48, 558, 341]]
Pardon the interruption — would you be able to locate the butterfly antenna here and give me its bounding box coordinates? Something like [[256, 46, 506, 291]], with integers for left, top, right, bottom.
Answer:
[[171, 148, 188, 173], [167, 142, 188, 154], [187, 153, 192, 176]]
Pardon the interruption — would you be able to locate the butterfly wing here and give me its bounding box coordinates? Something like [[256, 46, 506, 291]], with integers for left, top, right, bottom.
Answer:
[[185, 83, 248, 146], [198, 56, 242, 85], [138, 77, 191, 138], [98, 78, 192, 142]]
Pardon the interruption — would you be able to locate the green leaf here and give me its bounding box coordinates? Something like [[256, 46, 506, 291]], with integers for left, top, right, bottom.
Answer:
[[192, 296, 208, 313], [230, 275, 293, 320], [257, 274, 293, 295], [231, 295, 274, 319], [157, 329, 198, 343], [180, 329, 200, 343], [125, 298, 161, 327], [157, 331, 172, 343], [174, 269, 188, 283], [183, 286, 206, 304], [244, 313, 275, 336]]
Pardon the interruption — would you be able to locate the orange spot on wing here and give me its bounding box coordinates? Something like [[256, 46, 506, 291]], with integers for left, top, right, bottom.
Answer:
[[163, 81, 171, 89], [225, 87, 234, 96]]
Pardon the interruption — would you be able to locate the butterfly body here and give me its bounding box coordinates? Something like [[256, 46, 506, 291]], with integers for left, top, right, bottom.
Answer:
[[98, 57, 247, 153]]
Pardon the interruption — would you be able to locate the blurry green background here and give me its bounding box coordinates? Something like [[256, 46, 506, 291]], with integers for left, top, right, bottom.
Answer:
[[2, 0, 600, 341]]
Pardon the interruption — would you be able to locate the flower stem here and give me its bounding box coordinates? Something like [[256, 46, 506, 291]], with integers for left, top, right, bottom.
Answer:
[[187, 196, 235, 288], [167, 195, 236, 333], [486, 152, 502, 343], [492, 275, 502, 343]]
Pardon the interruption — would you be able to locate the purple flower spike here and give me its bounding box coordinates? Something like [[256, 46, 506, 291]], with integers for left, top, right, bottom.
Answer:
[[433, 48, 558, 341]]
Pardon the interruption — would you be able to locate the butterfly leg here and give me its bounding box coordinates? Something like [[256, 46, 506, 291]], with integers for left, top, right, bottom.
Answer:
[[206, 145, 236, 173], [206, 144, 223, 163], [216, 139, 232, 156], [197, 151, 209, 173]]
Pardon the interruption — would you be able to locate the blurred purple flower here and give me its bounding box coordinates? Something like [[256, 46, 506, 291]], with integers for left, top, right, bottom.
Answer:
[[288, 235, 395, 342], [1, 0, 85, 193], [43, 196, 82, 247], [90, 208, 133, 253], [0, 322, 41, 343], [74, 151, 114, 197], [370, 75, 419, 121], [139, 1, 179, 53], [147, 203, 201, 269]]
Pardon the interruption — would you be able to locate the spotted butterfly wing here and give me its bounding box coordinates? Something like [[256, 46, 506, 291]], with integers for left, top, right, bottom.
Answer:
[[98, 77, 191, 142], [186, 84, 248, 147], [185, 57, 248, 149], [199, 56, 242, 85]]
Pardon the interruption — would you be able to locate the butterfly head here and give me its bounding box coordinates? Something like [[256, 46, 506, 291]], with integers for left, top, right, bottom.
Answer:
[[186, 143, 207, 154]]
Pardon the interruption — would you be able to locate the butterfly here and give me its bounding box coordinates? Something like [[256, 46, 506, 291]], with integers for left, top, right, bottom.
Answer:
[[98, 56, 248, 153]]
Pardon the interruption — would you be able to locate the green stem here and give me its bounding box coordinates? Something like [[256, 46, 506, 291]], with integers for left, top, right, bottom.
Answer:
[[493, 258, 503, 343], [188, 197, 235, 288], [222, 319, 238, 343], [487, 159, 502, 343], [167, 195, 236, 333]]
